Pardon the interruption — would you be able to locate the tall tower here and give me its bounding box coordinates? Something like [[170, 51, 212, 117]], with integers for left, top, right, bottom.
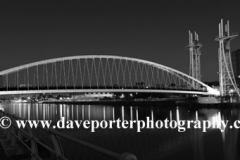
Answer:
[[186, 31, 202, 89], [215, 19, 239, 96]]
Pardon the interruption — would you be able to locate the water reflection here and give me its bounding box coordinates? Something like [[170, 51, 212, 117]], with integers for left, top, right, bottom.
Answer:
[[0, 102, 240, 160]]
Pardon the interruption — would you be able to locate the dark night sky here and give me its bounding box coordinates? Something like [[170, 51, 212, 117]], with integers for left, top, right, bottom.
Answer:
[[0, 0, 240, 81]]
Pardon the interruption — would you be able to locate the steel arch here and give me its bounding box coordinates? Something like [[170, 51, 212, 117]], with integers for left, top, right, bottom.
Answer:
[[0, 55, 219, 95]]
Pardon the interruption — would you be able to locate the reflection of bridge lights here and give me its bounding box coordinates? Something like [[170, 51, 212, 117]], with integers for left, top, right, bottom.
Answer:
[[136, 107, 138, 121], [208, 112, 226, 132], [120, 94, 125, 98], [170, 110, 172, 121], [151, 108, 154, 121], [130, 107, 132, 120], [121, 106, 124, 120], [176, 108, 180, 122], [113, 107, 115, 121], [200, 109, 225, 132]]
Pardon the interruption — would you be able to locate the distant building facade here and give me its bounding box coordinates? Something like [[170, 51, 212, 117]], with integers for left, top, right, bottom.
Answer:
[[231, 49, 240, 86]]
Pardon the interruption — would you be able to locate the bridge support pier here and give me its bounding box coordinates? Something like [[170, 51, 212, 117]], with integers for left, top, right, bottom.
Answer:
[[215, 19, 239, 96], [186, 31, 202, 89]]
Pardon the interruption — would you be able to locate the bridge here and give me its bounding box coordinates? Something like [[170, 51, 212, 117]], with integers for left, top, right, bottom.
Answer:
[[0, 55, 219, 96]]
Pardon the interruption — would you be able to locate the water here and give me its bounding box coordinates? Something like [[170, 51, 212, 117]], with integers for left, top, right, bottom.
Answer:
[[0, 102, 240, 160]]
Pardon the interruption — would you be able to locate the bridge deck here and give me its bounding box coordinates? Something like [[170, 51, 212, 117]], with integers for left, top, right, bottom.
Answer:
[[0, 89, 209, 96]]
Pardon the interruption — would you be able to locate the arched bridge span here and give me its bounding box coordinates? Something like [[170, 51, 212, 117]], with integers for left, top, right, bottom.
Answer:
[[0, 55, 219, 95]]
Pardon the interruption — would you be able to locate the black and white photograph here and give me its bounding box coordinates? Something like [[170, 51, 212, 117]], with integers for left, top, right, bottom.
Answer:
[[0, 0, 240, 160]]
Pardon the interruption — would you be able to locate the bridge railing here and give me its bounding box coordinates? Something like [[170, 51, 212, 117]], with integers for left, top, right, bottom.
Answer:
[[0, 85, 207, 92], [0, 111, 137, 160]]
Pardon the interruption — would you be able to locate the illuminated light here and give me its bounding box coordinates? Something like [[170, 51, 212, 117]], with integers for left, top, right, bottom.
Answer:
[[120, 94, 125, 99], [207, 87, 220, 96]]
